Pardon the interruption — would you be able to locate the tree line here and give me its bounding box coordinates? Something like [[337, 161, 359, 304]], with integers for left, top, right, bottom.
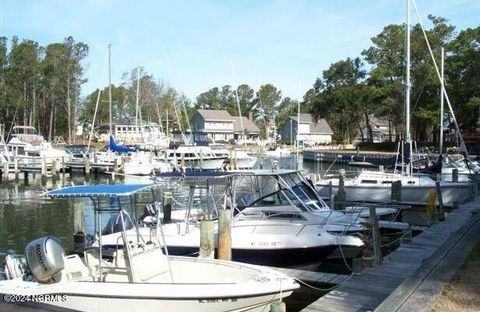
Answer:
[[305, 16, 480, 144], [0, 16, 478, 145]]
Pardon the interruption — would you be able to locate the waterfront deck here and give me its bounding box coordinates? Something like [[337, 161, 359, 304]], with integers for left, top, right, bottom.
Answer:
[[301, 199, 480, 312]]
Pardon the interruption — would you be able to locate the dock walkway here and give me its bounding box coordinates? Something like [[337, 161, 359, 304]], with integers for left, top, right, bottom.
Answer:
[[301, 199, 480, 312]]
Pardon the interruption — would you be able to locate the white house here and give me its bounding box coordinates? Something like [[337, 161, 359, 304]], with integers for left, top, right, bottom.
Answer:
[[279, 113, 333, 145]]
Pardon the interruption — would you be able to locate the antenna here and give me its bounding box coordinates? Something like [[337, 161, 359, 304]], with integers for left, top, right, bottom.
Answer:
[[108, 44, 112, 135]]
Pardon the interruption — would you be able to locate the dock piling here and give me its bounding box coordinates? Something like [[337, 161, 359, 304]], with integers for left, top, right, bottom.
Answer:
[[162, 191, 172, 223], [73, 202, 86, 253], [334, 174, 346, 211], [369, 206, 382, 265], [218, 209, 232, 261], [199, 220, 214, 259], [435, 181, 445, 221]]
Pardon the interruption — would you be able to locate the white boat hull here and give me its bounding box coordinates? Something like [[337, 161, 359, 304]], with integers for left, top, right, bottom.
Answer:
[[316, 182, 471, 206]]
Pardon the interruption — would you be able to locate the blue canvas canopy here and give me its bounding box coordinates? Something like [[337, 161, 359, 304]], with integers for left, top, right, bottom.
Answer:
[[109, 135, 136, 153], [43, 184, 155, 198]]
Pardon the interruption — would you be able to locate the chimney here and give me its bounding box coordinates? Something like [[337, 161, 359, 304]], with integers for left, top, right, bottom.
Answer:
[[248, 111, 253, 121]]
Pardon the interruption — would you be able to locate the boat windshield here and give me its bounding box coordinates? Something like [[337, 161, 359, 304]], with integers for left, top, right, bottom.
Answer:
[[235, 172, 326, 212]]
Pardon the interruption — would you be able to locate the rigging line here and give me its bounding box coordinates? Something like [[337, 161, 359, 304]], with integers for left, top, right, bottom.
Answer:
[[230, 60, 245, 148], [411, 0, 468, 156], [168, 50, 192, 132], [87, 47, 109, 151]]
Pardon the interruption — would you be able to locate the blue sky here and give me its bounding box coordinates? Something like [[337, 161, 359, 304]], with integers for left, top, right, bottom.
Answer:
[[1, 0, 479, 102]]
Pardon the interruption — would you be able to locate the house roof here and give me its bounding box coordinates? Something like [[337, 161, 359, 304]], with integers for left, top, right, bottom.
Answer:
[[290, 113, 333, 135], [196, 109, 234, 121], [233, 116, 260, 133]]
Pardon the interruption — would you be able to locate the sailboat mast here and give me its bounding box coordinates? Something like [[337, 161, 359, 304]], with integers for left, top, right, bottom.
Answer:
[[135, 67, 140, 127], [405, 0, 411, 144], [108, 44, 113, 135], [439, 47, 445, 155], [405, 0, 413, 175]]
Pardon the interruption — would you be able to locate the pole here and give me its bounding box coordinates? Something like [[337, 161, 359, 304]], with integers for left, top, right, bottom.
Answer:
[[108, 44, 112, 135], [369, 206, 382, 265], [439, 47, 444, 156], [217, 209, 232, 260]]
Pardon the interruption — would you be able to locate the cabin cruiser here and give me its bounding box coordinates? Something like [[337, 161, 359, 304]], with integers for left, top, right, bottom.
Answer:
[[162, 131, 226, 171], [102, 170, 367, 266], [5, 126, 70, 165], [0, 184, 298, 311], [210, 144, 258, 170]]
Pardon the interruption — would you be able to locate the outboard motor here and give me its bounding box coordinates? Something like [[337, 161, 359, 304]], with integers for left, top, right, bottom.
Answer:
[[25, 236, 65, 283]]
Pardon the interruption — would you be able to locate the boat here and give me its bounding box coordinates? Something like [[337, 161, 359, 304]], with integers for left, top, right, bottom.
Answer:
[[0, 184, 298, 311], [162, 131, 227, 171], [315, 170, 471, 206], [102, 170, 366, 266], [315, 1, 472, 207], [5, 126, 71, 165]]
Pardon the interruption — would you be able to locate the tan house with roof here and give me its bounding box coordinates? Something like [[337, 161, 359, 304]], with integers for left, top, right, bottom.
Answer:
[[191, 109, 260, 142], [279, 113, 333, 145], [232, 116, 260, 141]]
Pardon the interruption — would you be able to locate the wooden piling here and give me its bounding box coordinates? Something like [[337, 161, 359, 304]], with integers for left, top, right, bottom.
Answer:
[[2, 162, 8, 182], [435, 181, 445, 221], [452, 168, 458, 182], [14, 154, 19, 181], [163, 191, 172, 223], [199, 220, 214, 259], [369, 206, 382, 265], [334, 174, 346, 211], [217, 209, 232, 261], [73, 202, 86, 253], [391, 180, 402, 202], [41, 156, 47, 183]]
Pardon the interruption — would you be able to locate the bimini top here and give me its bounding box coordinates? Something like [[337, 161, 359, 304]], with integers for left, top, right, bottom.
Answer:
[[43, 184, 155, 198]]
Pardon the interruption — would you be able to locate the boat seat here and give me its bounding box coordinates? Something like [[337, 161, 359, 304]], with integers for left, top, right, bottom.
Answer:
[[130, 248, 170, 282], [64, 254, 90, 281]]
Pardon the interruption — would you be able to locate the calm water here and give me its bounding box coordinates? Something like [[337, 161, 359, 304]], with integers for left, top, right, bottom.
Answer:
[[0, 156, 357, 256]]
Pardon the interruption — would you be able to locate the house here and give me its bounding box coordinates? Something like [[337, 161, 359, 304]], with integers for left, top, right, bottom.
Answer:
[[191, 109, 261, 142], [232, 116, 260, 141], [354, 115, 396, 144], [279, 113, 333, 145], [191, 109, 235, 141]]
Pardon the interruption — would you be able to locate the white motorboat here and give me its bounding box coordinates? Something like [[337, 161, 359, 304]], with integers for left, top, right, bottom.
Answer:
[[103, 170, 366, 266], [0, 184, 298, 311]]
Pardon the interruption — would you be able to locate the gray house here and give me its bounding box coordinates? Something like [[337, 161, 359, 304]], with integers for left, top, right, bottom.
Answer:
[[279, 113, 333, 145], [191, 109, 235, 141]]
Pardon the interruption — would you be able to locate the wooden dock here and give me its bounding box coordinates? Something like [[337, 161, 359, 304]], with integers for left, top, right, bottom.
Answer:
[[301, 199, 480, 312], [266, 266, 350, 285]]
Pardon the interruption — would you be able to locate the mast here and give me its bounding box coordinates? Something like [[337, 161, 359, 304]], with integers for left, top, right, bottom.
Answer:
[[405, 0, 413, 175], [439, 47, 445, 156], [135, 67, 140, 127], [108, 44, 112, 135]]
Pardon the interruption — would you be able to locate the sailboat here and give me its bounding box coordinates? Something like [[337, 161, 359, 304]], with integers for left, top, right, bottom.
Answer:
[[314, 0, 471, 207]]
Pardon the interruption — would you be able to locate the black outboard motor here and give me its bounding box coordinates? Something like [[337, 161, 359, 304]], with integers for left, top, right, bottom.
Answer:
[[25, 236, 65, 283]]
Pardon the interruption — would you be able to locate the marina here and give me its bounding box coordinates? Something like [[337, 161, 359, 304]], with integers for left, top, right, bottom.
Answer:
[[1, 0, 480, 310]]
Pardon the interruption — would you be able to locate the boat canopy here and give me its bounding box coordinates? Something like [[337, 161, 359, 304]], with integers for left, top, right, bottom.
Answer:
[[43, 184, 155, 198]]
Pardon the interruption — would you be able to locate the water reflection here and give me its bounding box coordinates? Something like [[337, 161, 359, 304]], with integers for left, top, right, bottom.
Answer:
[[0, 156, 362, 255]]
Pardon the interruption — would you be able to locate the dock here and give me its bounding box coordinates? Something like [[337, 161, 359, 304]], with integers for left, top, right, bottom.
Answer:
[[303, 149, 397, 167], [301, 199, 480, 312]]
